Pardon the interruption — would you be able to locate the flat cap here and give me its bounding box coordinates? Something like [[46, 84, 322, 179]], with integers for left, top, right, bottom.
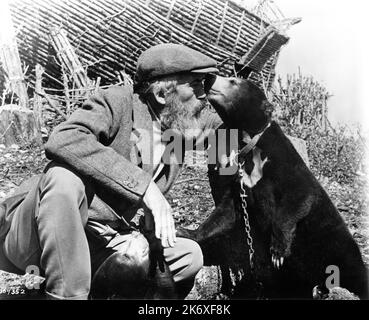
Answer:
[[135, 43, 218, 84]]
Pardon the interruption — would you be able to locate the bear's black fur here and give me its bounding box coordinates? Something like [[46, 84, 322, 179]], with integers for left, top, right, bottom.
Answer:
[[178, 76, 369, 299]]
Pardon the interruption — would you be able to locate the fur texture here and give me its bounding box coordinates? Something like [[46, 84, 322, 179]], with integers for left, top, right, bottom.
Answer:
[[178, 76, 369, 299]]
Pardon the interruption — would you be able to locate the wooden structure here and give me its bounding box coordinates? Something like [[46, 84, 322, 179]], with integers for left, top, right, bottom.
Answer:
[[8, 0, 294, 91], [48, 27, 92, 90], [0, 1, 42, 146], [1, 0, 302, 297], [0, 104, 41, 146], [0, 1, 28, 107]]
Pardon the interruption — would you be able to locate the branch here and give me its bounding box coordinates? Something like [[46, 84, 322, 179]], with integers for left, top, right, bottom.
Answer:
[[174, 178, 208, 185], [0, 121, 14, 139], [98, 8, 127, 24], [72, 8, 127, 44], [35, 91, 67, 120], [44, 71, 64, 86]]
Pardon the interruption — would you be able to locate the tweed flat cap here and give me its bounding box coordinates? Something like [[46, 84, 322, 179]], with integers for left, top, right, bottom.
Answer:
[[135, 43, 218, 84]]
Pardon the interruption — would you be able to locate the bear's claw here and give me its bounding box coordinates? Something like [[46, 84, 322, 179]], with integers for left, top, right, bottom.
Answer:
[[271, 254, 284, 269]]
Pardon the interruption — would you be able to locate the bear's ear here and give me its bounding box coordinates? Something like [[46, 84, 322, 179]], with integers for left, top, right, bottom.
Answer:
[[261, 100, 274, 119]]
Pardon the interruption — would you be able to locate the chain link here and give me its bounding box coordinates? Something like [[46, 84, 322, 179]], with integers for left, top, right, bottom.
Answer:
[[238, 161, 255, 271]]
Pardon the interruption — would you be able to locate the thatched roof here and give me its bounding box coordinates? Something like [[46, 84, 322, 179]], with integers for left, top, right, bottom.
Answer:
[[9, 0, 289, 90]]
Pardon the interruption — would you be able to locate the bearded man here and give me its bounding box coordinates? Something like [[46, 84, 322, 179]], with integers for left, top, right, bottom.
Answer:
[[0, 44, 222, 299]]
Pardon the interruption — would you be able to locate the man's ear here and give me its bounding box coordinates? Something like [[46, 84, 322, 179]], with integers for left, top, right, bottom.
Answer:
[[153, 88, 166, 106]]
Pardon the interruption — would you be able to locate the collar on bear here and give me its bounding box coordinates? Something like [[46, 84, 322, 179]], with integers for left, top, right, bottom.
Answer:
[[238, 122, 271, 162]]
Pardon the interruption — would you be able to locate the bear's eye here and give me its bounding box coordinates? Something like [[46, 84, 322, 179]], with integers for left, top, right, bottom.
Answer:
[[229, 79, 237, 86]]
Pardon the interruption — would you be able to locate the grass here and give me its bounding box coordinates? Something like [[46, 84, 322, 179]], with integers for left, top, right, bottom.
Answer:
[[0, 146, 368, 299]]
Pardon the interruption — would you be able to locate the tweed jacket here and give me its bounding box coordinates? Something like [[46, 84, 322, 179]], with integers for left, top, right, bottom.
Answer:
[[1, 84, 223, 235], [47, 85, 223, 225]]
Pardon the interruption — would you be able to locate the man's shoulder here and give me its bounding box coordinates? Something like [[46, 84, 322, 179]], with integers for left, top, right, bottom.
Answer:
[[99, 85, 147, 110], [99, 84, 134, 100]]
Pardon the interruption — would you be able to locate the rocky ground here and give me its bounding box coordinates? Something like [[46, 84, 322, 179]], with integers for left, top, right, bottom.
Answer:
[[0, 144, 368, 299]]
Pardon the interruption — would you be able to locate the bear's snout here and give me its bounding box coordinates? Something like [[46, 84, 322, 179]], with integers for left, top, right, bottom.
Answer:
[[204, 74, 217, 94], [205, 75, 232, 95]]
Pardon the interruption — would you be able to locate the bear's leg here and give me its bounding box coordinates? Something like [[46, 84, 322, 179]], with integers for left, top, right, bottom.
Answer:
[[270, 221, 296, 269], [176, 189, 236, 244], [269, 197, 313, 269]]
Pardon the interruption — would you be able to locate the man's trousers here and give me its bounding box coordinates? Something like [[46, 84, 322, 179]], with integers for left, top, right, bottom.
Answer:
[[1, 164, 203, 299]]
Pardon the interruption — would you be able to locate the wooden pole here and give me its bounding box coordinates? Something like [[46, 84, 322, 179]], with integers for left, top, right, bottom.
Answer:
[[48, 26, 91, 90], [232, 10, 245, 53], [33, 64, 44, 129], [0, 0, 29, 107], [166, 0, 177, 19], [215, 1, 229, 46], [190, 0, 203, 34]]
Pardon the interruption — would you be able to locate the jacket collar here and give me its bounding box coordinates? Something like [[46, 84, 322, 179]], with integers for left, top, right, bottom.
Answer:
[[131, 95, 181, 192], [131, 94, 154, 175]]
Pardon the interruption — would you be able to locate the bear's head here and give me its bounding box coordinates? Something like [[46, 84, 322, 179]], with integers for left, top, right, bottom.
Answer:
[[205, 75, 273, 134]]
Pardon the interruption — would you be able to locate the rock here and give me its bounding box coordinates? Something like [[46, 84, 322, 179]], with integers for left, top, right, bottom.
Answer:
[[186, 266, 223, 300], [286, 135, 309, 167], [0, 270, 45, 300], [0, 104, 41, 146], [9, 144, 19, 150], [313, 285, 360, 300]]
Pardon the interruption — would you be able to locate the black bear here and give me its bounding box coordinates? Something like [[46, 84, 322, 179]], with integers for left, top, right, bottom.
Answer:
[[178, 76, 368, 299]]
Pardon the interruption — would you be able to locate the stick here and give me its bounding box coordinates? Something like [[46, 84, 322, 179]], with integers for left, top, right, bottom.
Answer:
[[34, 64, 44, 129], [44, 71, 64, 87], [174, 178, 208, 185], [71, 8, 127, 44], [35, 91, 67, 120], [63, 69, 71, 116], [0, 121, 14, 139]]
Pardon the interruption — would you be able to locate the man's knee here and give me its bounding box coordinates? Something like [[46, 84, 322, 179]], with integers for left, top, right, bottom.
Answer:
[[42, 164, 86, 197], [108, 231, 150, 273], [39, 163, 93, 224], [165, 238, 204, 282], [43, 163, 93, 202], [184, 240, 203, 279]]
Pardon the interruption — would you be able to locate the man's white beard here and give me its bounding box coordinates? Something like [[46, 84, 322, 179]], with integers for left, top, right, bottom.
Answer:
[[159, 93, 207, 140]]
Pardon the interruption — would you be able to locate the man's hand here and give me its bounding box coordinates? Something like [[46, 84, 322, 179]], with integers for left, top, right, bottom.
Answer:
[[142, 181, 177, 248]]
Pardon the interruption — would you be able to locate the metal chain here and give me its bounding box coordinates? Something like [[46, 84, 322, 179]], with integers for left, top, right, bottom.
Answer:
[[238, 161, 255, 271]]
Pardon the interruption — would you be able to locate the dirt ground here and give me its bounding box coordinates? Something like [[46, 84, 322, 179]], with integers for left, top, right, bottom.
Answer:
[[0, 145, 368, 299]]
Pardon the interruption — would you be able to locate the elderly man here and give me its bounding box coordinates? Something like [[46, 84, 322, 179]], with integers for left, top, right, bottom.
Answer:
[[0, 44, 222, 299]]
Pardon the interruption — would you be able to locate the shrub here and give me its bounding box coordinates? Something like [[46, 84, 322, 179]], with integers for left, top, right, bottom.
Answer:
[[271, 72, 366, 185]]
